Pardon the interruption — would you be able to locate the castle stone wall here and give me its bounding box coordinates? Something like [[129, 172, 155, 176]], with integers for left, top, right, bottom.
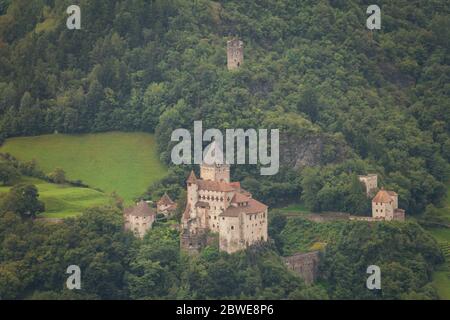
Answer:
[[284, 251, 320, 285]]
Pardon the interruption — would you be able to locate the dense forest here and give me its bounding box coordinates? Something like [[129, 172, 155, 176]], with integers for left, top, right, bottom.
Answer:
[[0, 0, 449, 299], [0, 201, 443, 299]]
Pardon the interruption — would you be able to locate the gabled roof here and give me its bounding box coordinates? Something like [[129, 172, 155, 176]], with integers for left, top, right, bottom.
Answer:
[[124, 200, 155, 217], [157, 193, 175, 206]]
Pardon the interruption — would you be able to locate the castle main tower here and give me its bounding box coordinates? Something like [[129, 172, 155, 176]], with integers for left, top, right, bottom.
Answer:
[[227, 38, 244, 70]]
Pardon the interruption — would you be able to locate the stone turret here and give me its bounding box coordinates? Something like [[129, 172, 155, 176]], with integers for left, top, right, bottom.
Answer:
[[227, 38, 244, 70]]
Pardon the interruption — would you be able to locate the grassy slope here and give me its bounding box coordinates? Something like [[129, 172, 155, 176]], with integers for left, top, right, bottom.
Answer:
[[0, 177, 110, 218], [279, 202, 311, 214], [0, 132, 167, 204]]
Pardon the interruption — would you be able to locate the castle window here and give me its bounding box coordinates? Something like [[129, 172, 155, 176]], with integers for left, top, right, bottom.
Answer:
[[231, 226, 234, 230]]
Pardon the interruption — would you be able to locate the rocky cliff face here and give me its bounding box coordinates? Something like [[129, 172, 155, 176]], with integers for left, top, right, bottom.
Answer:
[[280, 133, 351, 169]]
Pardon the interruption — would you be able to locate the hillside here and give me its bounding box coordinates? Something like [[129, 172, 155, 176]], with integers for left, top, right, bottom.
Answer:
[[0, 0, 448, 216], [0, 0, 449, 301], [0, 132, 167, 203]]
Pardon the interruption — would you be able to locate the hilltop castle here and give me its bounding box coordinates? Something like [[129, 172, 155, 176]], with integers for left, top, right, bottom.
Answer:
[[181, 142, 268, 254]]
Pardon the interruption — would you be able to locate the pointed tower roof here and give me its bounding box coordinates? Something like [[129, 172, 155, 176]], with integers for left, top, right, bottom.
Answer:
[[203, 140, 225, 166], [187, 170, 197, 183]]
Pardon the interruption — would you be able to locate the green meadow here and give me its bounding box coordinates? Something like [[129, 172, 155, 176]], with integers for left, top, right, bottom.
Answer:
[[0, 177, 110, 218], [0, 132, 167, 204]]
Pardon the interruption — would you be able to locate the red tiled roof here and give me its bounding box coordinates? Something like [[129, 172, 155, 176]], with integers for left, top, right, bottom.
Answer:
[[124, 200, 155, 217], [231, 192, 249, 204], [372, 189, 393, 203], [197, 179, 235, 192], [229, 182, 241, 189], [220, 196, 267, 217]]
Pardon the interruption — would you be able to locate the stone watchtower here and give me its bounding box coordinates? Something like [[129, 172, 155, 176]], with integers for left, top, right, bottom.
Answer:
[[358, 174, 378, 196], [227, 39, 244, 70]]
